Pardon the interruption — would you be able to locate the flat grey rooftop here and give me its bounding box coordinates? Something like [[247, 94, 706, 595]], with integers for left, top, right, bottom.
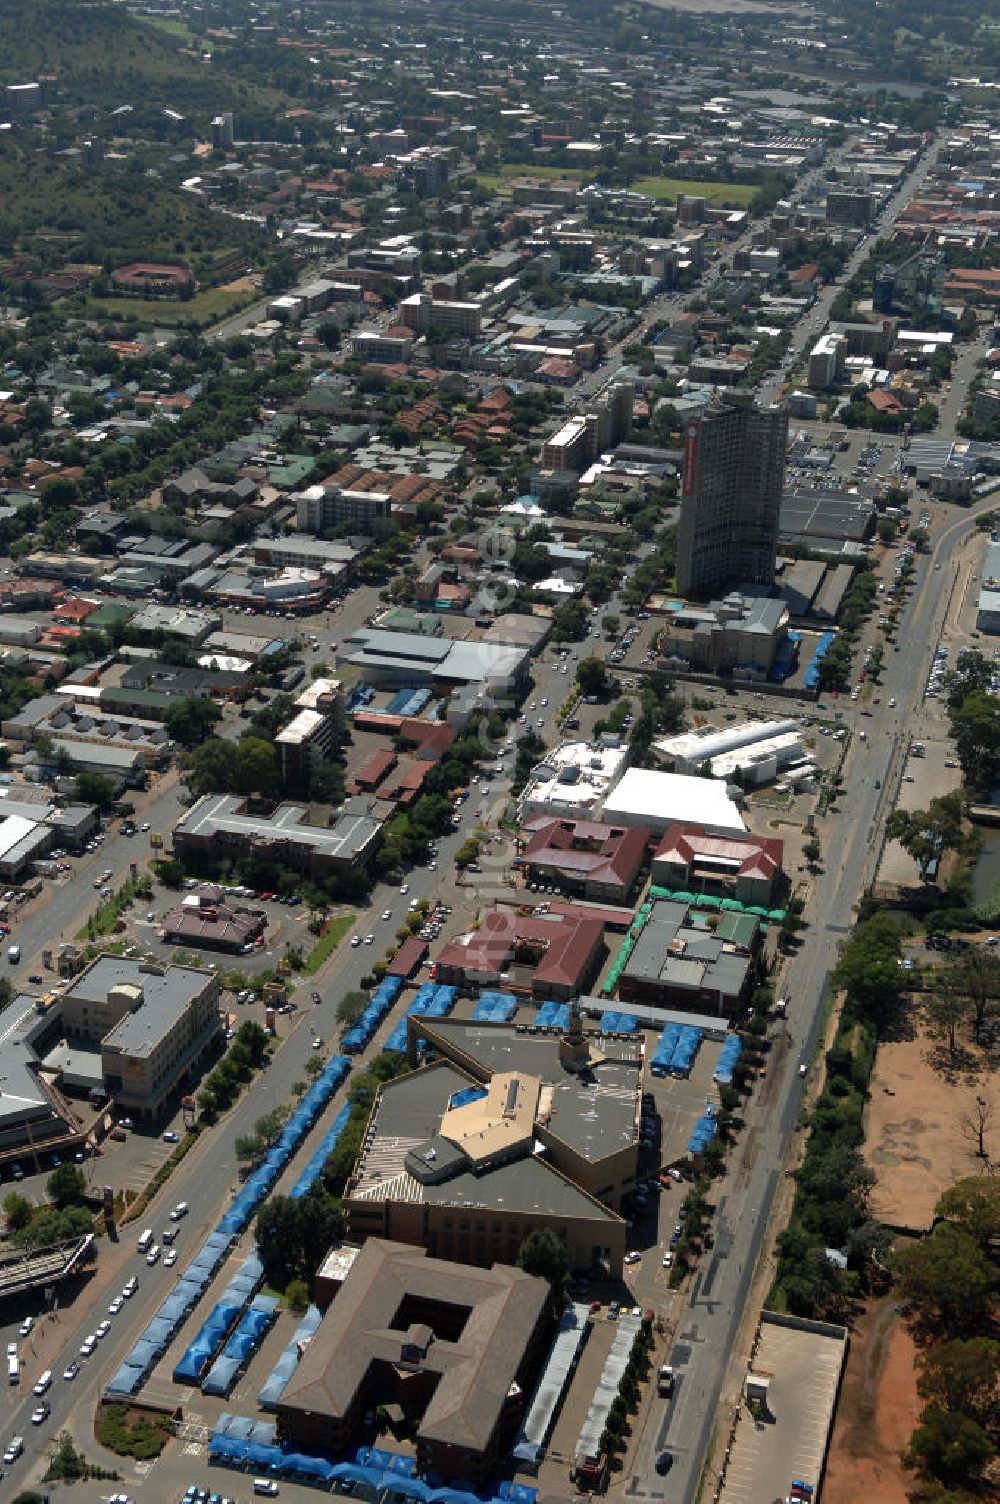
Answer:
[[623, 901, 751, 998], [0, 995, 64, 1129], [411, 1019, 640, 1163], [352, 1061, 619, 1222], [176, 793, 379, 860], [65, 957, 210, 1059]]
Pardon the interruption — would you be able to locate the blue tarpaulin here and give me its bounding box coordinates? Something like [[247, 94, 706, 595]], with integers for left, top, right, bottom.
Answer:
[[208, 1434, 246, 1461], [381, 1477, 430, 1500], [106, 1363, 144, 1396], [331, 1463, 384, 1489], [202, 1355, 241, 1396], [281, 1453, 337, 1480]]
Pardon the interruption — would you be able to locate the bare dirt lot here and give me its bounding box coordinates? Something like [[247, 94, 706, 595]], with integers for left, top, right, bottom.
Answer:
[[823, 1296, 917, 1504], [864, 1028, 991, 1233]]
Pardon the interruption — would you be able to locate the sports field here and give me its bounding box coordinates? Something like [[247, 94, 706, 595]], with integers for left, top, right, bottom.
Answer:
[[474, 163, 756, 206]]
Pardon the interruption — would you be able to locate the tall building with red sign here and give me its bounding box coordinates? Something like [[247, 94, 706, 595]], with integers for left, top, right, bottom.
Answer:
[[676, 391, 787, 598]]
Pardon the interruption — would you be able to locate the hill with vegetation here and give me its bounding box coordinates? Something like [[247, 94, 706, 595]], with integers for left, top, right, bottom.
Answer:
[[0, 1, 285, 128], [0, 137, 265, 272]]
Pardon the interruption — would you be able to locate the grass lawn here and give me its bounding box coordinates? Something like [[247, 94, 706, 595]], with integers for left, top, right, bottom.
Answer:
[[631, 175, 756, 206], [473, 164, 755, 206], [76, 876, 145, 941], [144, 15, 198, 42], [302, 912, 356, 977], [81, 281, 256, 329]]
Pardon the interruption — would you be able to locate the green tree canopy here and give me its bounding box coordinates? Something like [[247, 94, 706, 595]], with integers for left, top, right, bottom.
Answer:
[[46, 1163, 87, 1209], [3, 1191, 31, 1231], [886, 791, 964, 878], [948, 688, 1000, 796], [75, 770, 117, 811], [831, 913, 904, 1027], [576, 656, 608, 697], [517, 1228, 570, 1311], [182, 735, 277, 799], [903, 1404, 995, 1488], [936, 952, 1000, 1040], [255, 1187, 343, 1290], [894, 1222, 996, 1338], [916, 1338, 1000, 1432], [935, 1177, 1000, 1249], [165, 696, 223, 748]]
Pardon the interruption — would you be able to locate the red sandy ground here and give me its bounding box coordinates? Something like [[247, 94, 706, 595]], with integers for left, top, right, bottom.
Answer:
[[823, 1296, 917, 1504], [864, 1030, 988, 1233]]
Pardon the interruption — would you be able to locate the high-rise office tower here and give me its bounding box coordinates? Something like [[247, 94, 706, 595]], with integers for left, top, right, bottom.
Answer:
[[211, 112, 234, 150], [675, 390, 788, 599]]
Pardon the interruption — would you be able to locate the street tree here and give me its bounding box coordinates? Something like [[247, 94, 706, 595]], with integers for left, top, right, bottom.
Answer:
[[831, 913, 904, 1026], [235, 1020, 269, 1066], [46, 1163, 87, 1209], [576, 656, 608, 697], [517, 1228, 570, 1311]]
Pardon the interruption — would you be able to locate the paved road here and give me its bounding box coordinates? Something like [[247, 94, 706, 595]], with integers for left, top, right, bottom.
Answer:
[[759, 150, 933, 406], [0, 136, 958, 1500], [0, 625, 593, 1491], [6, 775, 187, 974], [636, 490, 996, 1503]]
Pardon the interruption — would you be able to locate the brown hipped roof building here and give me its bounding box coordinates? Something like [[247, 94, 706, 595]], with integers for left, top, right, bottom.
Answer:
[[518, 816, 649, 903], [434, 906, 604, 1000], [277, 1239, 548, 1483]]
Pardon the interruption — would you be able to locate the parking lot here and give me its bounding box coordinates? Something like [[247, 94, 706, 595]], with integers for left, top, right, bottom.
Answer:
[[719, 1316, 847, 1504], [646, 1037, 727, 1173]]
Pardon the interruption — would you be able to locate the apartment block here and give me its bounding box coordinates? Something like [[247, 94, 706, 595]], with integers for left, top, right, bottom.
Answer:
[[807, 333, 847, 390], [275, 677, 345, 788], [540, 381, 633, 473], [295, 483, 392, 533], [399, 293, 483, 339], [61, 955, 220, 1119]]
